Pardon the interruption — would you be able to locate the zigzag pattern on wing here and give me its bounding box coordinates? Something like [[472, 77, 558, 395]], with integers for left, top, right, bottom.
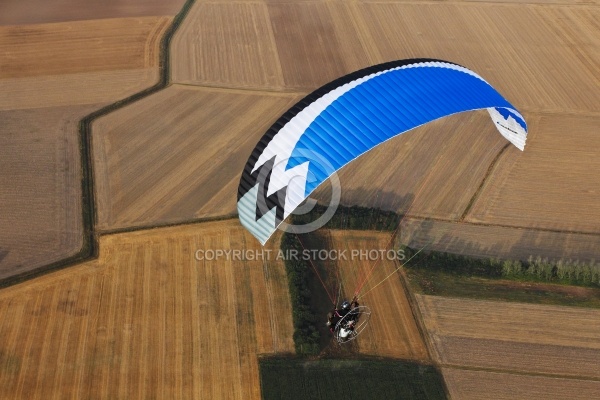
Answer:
[[238, 156, 288, 224]]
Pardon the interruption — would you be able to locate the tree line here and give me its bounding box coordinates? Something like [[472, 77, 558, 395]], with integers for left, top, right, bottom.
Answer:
[[280, 232, 320, 355], [402, 246, 600, 287]]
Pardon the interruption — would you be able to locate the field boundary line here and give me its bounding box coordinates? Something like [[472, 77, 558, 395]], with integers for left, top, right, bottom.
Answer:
[[96, 214, 238, 236], [172, 82, 308, 96], [0, 0, 197, 289], [460, 143, 510, 221]]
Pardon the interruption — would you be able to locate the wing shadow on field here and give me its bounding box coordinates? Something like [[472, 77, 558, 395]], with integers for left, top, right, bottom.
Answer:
[[400, 219, 508, 259], [509, 227, 600, 263], [339, 188, 416, 214], [312, 186, 416, 215], [401, 218, 600, 263]]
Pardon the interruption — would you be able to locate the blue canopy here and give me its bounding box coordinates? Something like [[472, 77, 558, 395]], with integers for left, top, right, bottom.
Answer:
[[238, 59, 528, 244]]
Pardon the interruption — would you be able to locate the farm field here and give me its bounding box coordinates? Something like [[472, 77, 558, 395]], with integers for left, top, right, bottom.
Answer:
[[1, 2, 596, 275], [0, 105, 97, 279], [0, 16, 173, 113], [171, 1, 286, 89], [0, 0, 186, 25], [92, 85, 304, 231], [0, 69, 163, 111], [405, 268, 600, 308], [351, 3, 599, 113], [0, 17, 172, 78], [442, 368, 600, 400], [416, 295, 600, 380], [0, 220, 293, 400], [466, 113, 600, 233], [323, 230, 429, 361], [0, 12, 176, 278], [93, 88, 512, 231], [171, 1, 599, 114]]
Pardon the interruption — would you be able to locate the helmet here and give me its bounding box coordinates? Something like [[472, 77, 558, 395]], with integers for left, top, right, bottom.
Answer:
[[341, 300, 350, 310]]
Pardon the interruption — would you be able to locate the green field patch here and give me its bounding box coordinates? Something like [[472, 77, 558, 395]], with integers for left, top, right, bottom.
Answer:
[[401, 244, 600, 307], [259, 357, 447, 400]]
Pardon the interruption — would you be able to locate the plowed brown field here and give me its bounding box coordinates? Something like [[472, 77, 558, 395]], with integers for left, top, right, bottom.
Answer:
[[0, 220, 293, 399], [417, 295, 600, 381], [442, 368, 600, 400], [0, 105, 96, 279]]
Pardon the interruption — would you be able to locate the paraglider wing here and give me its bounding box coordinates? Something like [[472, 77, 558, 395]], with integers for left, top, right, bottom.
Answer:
[[238, 59, 528, 245]]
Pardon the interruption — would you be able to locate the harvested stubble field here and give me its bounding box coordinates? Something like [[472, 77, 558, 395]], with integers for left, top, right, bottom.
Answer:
[[0, 15, 173, 111], [416, 294, 600, 397], [171, 0, 599, 113], [0, 14, 174, 104], [92, 85, 304, 231], [466, 113, 600, 233], [171, 2, 286, 89], [0, 17, 172, 78], [0, 220, 293, 400], [0, 69, 164, 111], [0, 13, 175, 278], [323, 230, 429, 360]]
